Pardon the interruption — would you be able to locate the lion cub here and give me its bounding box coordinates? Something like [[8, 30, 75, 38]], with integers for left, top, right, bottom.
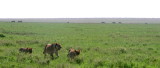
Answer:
[[67, 48, 80, 59]]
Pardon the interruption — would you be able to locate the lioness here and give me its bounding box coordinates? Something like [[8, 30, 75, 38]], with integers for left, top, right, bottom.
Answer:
[[43, 43, 62, 59], [19, 48, 32, 53], [67, 48, 80, 59]]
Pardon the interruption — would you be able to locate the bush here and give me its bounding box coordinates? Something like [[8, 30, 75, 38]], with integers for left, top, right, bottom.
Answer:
[[75, 58, 84, 64], [0, 56, 7, 60], [0, 34, 5, 37], [68, 57, 84, 65], [119, 48, 127, 53]]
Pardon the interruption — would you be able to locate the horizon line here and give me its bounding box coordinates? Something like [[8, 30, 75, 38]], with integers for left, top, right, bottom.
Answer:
[[1, 17, 160, 19]]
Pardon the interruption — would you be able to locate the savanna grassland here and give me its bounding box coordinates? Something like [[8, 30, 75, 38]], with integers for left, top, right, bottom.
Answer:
[[0, 22, 160, 68]]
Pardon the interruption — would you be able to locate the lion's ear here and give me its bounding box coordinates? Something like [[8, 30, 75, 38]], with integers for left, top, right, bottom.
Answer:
[[55, 44, 60, 49], [55, 43, 58, 45], [68, 48, 73, 52], [75, 50, 80, 55], [54, 43, 59, 46], [77, 50, 80, 52]]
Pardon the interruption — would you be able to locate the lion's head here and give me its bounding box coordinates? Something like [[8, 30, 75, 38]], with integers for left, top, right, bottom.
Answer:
[[53, 43, 62, 50]]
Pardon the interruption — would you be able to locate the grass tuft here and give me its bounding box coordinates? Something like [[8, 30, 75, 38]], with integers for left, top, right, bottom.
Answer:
[[0, 34, 5, 37]]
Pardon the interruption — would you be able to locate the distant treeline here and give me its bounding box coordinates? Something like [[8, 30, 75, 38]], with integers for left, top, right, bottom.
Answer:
[[0, 18, 160, 23]]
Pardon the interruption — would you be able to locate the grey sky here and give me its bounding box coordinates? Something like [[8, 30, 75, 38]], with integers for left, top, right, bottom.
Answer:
[[0, 0, 160, 18]]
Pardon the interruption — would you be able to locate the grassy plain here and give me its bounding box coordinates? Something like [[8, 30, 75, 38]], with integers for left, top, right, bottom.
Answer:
[[0, 22, 160, 68]]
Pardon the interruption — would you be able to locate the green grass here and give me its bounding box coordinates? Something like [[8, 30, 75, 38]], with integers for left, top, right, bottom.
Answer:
[[0, 22, 160, 68]]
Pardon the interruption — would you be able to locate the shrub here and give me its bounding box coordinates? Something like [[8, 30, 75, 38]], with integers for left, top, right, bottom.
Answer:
[[87, 47, 91, 51], [118, 22, 122, 24], [148, 48, 154, 50], [0, 34, 5, 37], [74, 57, 84, 64], [101, 22, 105, 24], [112, 22, 116, 24], [68, 57, 84, 65], [119, 48, 127, 53], [0, 56, 7, 60]]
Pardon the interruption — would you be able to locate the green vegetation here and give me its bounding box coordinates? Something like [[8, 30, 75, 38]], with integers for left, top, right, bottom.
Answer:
[[0, 22, 160, 68]]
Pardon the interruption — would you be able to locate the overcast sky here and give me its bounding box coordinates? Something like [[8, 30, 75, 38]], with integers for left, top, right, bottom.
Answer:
[[0, 0, 160, 18]]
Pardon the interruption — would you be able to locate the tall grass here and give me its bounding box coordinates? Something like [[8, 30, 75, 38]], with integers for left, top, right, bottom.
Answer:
[[0, 22, 160, 68]]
